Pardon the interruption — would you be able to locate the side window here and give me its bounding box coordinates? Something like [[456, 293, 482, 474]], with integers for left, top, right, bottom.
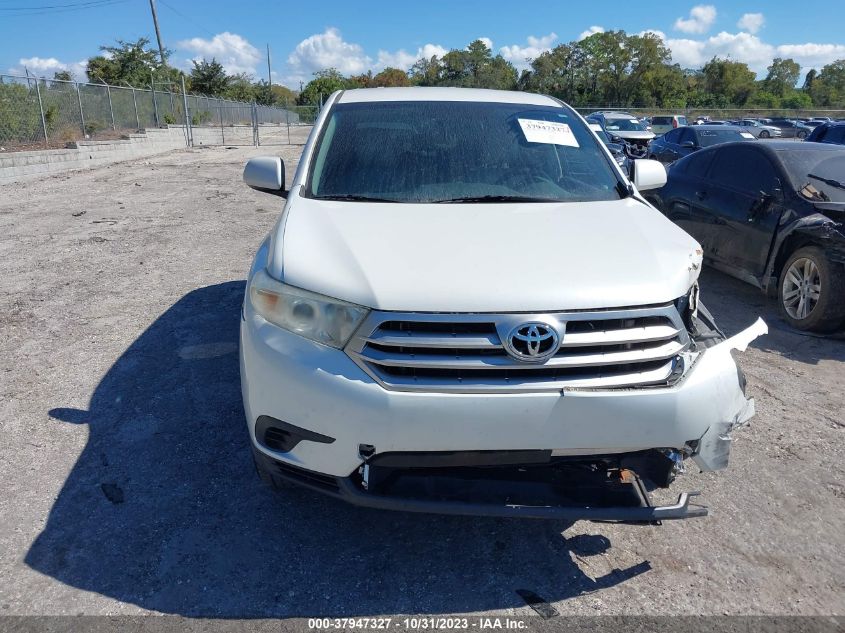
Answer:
[[678, 128, 695, 145], [710, 147, 778, 194], [828, 127, 845, 143], [664, 128, 681, 143], [681, 149, 715, 178]]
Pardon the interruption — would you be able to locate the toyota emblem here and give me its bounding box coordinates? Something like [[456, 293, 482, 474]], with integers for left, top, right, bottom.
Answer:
[[504, 322, 560, 363]]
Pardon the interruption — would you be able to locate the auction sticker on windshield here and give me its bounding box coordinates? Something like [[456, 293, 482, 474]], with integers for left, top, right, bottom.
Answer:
[[518, 119, 580, 147]]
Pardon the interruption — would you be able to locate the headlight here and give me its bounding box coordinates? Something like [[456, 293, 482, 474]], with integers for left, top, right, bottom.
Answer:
[[249, 269, 369, 348]]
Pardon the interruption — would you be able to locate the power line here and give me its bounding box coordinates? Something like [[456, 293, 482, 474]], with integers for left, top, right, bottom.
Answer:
[[0, 0, 119, 10], [157, 0, 215, 38], [0, 0, 126, 16]]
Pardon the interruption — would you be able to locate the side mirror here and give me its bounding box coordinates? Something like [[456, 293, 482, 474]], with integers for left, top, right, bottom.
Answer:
[[681, 141, 697, 149], [243, 156, 286, 196], [631, 159, 667, 191]]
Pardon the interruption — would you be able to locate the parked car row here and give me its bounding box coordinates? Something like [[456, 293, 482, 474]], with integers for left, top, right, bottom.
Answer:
[[648, 125, 756, 163]]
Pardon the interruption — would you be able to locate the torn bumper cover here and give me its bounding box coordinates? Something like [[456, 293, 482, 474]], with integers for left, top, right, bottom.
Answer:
[[690, 317, 767, 472]]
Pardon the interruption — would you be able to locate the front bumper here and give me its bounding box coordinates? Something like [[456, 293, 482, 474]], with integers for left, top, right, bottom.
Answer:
[[252, 447, 709, 521], [242, 297, 766, 467]]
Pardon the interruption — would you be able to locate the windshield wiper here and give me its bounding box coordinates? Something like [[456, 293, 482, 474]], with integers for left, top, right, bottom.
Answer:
[[807, 173, 845, 191], [314, 194, 400, 202], [432, 195, 562, 203]]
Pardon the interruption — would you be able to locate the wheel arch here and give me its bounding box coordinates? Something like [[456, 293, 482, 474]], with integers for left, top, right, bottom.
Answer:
[[764, 216, 845, 295]]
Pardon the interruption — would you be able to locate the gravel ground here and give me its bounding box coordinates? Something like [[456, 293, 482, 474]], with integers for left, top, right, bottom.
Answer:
[[0, 134, 843, 618]]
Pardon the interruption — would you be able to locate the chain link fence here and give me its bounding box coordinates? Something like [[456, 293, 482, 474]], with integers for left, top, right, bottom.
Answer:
[[0, 73, 309, 151]]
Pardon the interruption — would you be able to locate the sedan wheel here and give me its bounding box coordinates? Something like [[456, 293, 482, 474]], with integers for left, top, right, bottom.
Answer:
[[797, 130, 807, 139], [760, 130, 770, 138], [779, 246, 845, 331], [782, 257, 820, 320]]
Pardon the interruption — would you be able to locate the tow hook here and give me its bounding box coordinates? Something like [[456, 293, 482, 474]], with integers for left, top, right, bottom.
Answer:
[[361, 463, 370, 490], [358, 444, 375, 490]]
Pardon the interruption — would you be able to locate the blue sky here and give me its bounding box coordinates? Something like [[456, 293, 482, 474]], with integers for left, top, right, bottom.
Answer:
[[3, 0, 844, 87]]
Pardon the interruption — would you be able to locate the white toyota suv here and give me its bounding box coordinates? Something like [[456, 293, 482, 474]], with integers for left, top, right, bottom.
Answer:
[[240, 87, 766, 521]]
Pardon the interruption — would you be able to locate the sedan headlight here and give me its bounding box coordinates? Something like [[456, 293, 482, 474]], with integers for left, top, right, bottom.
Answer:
[[249, 269, 369, 348]]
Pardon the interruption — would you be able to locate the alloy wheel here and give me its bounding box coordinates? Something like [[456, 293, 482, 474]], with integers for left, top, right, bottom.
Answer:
[[782, 257, 821, 320]]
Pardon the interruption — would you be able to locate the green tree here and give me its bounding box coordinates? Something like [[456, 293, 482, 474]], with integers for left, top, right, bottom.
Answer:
[[763, 58, 801, 97], [298, 68, 348, 105], [780, 90, 812, 109], [224, 73, 257, 101], [270, 84, 297, 104], [409, 55, 442, 86], [53, 70, 73, 82], [808, 59, 845, 106], [747, 90, 781, 108], [407, 40, 516, 90], [87, 38, 168, 86], [372, 67, 411, 87], [189, 58, 229, 96], [802, 68, 817, 92], [701, 57, 757, 106]]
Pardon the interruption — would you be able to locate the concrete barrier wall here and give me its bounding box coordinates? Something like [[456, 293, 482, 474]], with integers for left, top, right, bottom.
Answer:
[[0, 127, 191, 186]]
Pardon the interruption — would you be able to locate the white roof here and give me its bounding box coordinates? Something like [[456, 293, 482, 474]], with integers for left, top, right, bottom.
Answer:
[[337, 87, 560, 106]]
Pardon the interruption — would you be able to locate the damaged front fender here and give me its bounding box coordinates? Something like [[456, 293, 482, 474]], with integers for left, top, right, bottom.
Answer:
[[690, 318, 768, 471]]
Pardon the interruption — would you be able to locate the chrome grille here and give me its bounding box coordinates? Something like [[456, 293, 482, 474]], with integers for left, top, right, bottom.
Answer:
[[346, 305, 690, 393]]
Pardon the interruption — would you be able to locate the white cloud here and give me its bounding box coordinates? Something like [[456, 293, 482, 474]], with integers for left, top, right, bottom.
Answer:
[[286, 27, 371, 83], [646, 28, 844, 76], [775, 43, 845, 70], [177, 32, 261, 76], [8, 56, 88, 80], [477, 37, 494, 50], [578, 26, 605, 40], [737, 13, 765, 35], [674, 5, 717, 34], [376, 44, 448, 71], [499, 33, 558, 70]]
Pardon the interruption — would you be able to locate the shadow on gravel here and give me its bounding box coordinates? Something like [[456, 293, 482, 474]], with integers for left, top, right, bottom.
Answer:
[[698, 268, 845, 366], [27, 282, 649, 617]]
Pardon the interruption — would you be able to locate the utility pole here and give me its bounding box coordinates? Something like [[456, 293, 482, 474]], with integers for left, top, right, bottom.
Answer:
[[149, 0, 166, 66], [266, 44, 272, 96]]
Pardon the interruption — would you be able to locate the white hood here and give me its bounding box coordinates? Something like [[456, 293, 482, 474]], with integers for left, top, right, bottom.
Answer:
[[276, 195, 702, 312]]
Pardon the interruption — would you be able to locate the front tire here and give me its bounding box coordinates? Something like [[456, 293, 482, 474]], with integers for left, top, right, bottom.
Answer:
[[760, 130, 770, 138], [797, 130, 807, 139], [779, 246, 845, 332]]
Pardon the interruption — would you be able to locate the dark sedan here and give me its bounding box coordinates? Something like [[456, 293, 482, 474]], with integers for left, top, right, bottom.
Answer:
[[806, 121, 845, 145], [646, 142, 845, 331], [649, 125, 755, 164]]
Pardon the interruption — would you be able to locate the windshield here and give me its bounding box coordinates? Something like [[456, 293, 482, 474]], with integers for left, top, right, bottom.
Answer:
[[697, 129, 753, 147], [604, 117, 647, 132], [781, 151, 845, 203], [307, 101, 623, 203]]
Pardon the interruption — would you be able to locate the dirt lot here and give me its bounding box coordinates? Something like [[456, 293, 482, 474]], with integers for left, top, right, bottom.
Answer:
[[0, 135, 843, 618]]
